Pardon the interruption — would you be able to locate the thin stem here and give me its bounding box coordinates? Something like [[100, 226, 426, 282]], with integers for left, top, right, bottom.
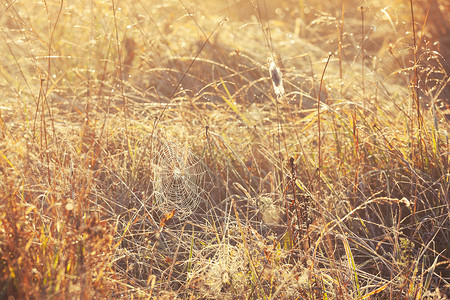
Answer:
[[317, 54, 332, 200], [361, 6, 365, 114], [111, 0, 130, 158]]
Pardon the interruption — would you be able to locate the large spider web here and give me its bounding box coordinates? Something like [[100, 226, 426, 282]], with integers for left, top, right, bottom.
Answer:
[[153, 141, 205, 218]]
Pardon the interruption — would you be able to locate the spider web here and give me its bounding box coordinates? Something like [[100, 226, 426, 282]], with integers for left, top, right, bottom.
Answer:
[[153, 141, 205, 218]]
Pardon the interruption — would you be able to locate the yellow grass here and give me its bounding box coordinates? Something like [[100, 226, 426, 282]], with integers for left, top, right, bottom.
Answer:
[[1, 0, 449, 298]]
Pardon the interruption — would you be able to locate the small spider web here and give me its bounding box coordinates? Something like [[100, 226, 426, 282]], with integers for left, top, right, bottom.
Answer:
[[153, 141, 205, 219]]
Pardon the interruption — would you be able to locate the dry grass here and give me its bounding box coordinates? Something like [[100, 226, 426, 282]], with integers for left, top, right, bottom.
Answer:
[[1, 0, 449, 299]]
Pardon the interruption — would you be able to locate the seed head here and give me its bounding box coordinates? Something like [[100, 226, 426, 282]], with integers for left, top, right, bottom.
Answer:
[[269, 56, 285, 98]]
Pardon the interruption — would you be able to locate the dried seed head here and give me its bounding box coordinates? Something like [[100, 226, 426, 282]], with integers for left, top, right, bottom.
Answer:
[[399, 197, 410, 207], [270, 62, 281, 87], [268, 56, 285, 98], [221, 271, 230, 285]]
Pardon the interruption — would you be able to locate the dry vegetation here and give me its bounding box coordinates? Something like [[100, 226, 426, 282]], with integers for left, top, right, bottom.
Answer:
[[1, 0, 449, 299]]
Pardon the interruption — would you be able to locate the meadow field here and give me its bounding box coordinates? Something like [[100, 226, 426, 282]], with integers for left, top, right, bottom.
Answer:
[[1, 0, 449, 298]]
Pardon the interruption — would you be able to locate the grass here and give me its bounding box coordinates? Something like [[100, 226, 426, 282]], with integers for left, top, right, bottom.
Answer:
[[1, 0, 449, 298]]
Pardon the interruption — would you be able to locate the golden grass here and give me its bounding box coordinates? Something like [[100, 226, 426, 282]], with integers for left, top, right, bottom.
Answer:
[[1, 0, 449, 298]]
